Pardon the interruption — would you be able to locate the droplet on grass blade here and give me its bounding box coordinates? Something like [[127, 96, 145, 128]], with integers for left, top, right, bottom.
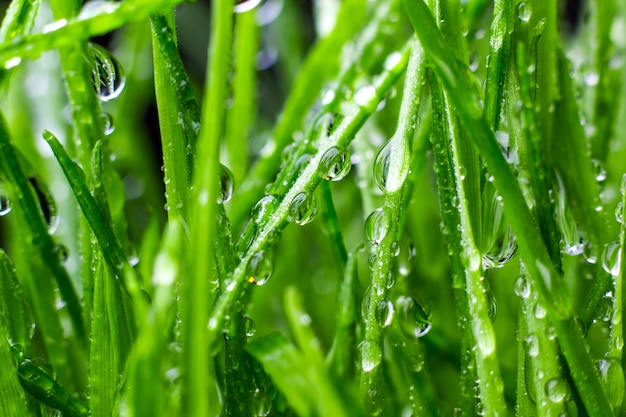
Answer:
[[287, 192, 317, 225], [396, 296, 431, 339], [319, 146, 351, 181], [246, 250, 273, 286], [252, 195, 279, 224], [234, 0, 263, 13], [517, 2, 532, 22], [375, 300, 395, 327], [88, 43, 126, 102], [244, 316, 256, 337], [616, 201, 624, 225], [365, 208, 390, 246], [0, 194, 11, 216], [545, 378, 567, 404], [99, 112, 115, 136], [218, 164, 235, 203], [601, 242, 622, 277]]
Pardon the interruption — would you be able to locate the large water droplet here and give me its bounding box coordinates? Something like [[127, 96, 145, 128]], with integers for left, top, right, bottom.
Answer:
[[514, 276, 531, 299], [89, 43, 126, 102], [244, 316, 256, 337], [373, 140, 391, 192], [287, 192, 317, 225], [365, 208, 390, 246], [396, 296, 431, 338], [555, 174, 583, 256], [601, 241, 622, 277], [375, 300, 395, 327], [319, 146, 351, 181], [218, 164, 235, 204], [359, 340, 382, 373], [482, 187, 517, 268], [252, 195, 279, 224], [246, 251, 273, 286], [354, 85, 376, 107], [234, 0, 263, 13], [517, 2, 532, 22], [545, 378, 567, 403]]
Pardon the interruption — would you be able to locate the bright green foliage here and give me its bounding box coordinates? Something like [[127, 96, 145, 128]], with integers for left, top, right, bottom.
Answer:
[[0, 0, 625, 416]]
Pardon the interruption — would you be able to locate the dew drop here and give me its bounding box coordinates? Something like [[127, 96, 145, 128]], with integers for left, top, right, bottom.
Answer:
[[246, 251, 273, 286], [252, 195, 279, 224], [375, 300, 395, 327], [591, 159, 607, 182], [234, 0, 263, 13], [621, 174, 626, 195], [354, 85, 376, 107], [0, 195, 11, 216], [390, 241, 400, 257], [396, 296, 431, 338], [397, 238, 416, 276], [616, 201, 624, 225], [359, 340, 382, 373], [525, 334, 539, 357], [365, 208, 390, 246], [88, 43, 126, 102], [514, 277, 531, 298], [517, 2, 532, 22], [585, 72, 599, 86], [287, 192, 317, 225], [99, 112, 115, 136], [583, 240, 598, 264], [487, 290, 497, 322], [373, 140, 391, 192], [545, 378, 567, 403], [319, 146, 351, 181], [534, 303, 547, 319], [601, 241, 622, 277], [244, 316, 256, 337], [218, 164, 234, 204], [364, 387, 384, 416]]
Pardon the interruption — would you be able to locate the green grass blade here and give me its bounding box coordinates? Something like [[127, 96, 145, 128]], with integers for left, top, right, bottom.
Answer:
[[0, 325, 30, 417], [0, 251, 35, 347], [0, 114, 85, 342], [401, 0, 613, 414], [246, 331, 354, 417]]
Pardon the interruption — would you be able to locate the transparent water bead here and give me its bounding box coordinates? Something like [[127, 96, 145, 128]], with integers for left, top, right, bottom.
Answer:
[[365, 208, 390, 246], [514, 276, 531, 299], [545, 378, 567, 403], [375, 300, 395, 327], [287, 192, 317, 225], [0, 195, 12, 216], [319, 146, 351, 181], [246, 251, 273, 286], [252, 195, 279, 224], [89, 43, 126, 102], [601, 241, 622, 277], [244, 316, 256, 337], [359, 340, 382, 373], [592, 159, 607, 182], [517, 2, 532, 22], [616, 201, 624, 225], [396, 237, 416, 276], [99, 112, 115, 136], [373, 140, 391, 192], [234, 0, 263, 13], [218, 164, 235, 204], [396, 296, 431, 338]]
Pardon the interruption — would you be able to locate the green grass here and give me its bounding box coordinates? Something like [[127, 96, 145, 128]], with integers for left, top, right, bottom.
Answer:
[[0, 0, 625, 416]]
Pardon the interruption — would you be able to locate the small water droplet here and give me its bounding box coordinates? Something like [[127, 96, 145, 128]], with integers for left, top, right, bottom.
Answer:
[[621, 174, 626, 195], [545, 378, 567, 403], [525, 334, 539, 357], [252, 195, 279, 224], [0, 195, 11, 216], [591, 159, 607, 182], [375, 300, 395, 327], [365, 208, 390, 246], [616, 202, 624, 225], [319, 146, 351, 181], [517, 2, 532, 22], [396, 296, 431, 338], [244, 316, 256, 337], [246, 251, 273, 286], [218, 164, 234, 204], [287, 192, 317, 225], [534, 303, 547, 319], [585, 72, 599, 86], [89, 43, 126, 102], [4, 57, 21, 69], [487, 290, 497, 322], [583, 240, 598, 264], [601, 241, 622, 277], [354, 85, 376, 107], [359, 340, 382, 373], [234, 0, 263, 13], [99, 112, 115, 136], [514, 277, 531, 299]]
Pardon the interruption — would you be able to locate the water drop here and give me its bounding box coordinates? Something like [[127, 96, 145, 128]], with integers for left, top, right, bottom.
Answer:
[[397, 238, 416, 276], [365, 208, 390, 246], [514, 277, 531, 299], [4, 57, 21, 69], [373, 140, 393, 192], [620, 174, 626, 195], [354, 85, 376, 107], [583, 240, 598, 264], [591, 159, 607, 182], [545, 378, 567, 403], [525, 334, 539, 357], [375, 300, 395, 327], [390, 241, 400, 257], [482, 188, 517, 268], [517, 2, 532, 22], [246, 251, 273, 285], [312, 112, 336, 138], [534, 303, 547, 319], [359, 340, 382, 373], [252, 195, 279, 224], [218, 164, 234, 204], [287, 192, 317, 225], [0, 195, 11, 216], [99, 112, 115, 136], [364, 387, 384, 416], [88, 43, 126, 102], [319, 146, 351, 181], [601, 241, 622, 277], [585, 72, 599, 86], [244, 316, 256, 337], [234, 0, 263, 13], [616, 201, 624, 225], [396, 296, 431, 338], [487, 290, 497, 322]]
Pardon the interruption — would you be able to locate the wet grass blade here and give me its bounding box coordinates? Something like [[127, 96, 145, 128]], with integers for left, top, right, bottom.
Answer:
[[0, 325, 30, 417]]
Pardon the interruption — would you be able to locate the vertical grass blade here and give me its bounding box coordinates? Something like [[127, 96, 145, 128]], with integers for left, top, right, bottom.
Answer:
[[0, 324, 30, 417]]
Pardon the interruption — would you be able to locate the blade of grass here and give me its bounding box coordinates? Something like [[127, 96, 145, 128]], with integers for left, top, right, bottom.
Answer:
[[0, 251, 35, 348], [0, 114, 85, 342], [401, 0, 612, 414], [0, 323, 30, 417]]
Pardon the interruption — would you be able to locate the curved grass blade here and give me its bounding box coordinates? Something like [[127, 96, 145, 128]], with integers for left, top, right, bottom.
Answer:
[[0, 251, 35, 347], [401, 0, 612, 414], [0, 326, 30, 417]]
